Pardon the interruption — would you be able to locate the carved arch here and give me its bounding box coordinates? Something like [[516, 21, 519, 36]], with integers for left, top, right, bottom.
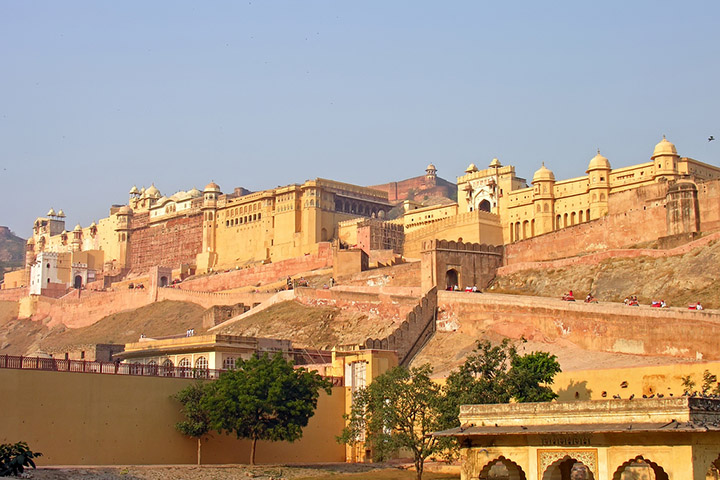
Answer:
[[611, 455, 669, 480], [478, 455, 526, 480]]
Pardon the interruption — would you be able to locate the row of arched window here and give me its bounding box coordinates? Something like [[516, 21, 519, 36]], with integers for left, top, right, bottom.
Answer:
[[334, 199, 385, 218], [509, 209, 593, 242], [225, 213, 261, 227]]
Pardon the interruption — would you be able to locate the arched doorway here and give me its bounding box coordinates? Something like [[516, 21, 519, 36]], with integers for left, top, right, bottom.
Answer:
[[160, 276, 168, 287], [612, 456, 669, 480], [73, 275, 82, 289], [479, 199, 491, 212], [446, 269, 459, 290], [706, 455, 720, 480], [479, 456, 527, 479], [542, 456, 594, 480]]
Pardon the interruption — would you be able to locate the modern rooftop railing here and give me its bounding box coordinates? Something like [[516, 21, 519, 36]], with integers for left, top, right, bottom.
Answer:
[[0, 354, 344, 386]]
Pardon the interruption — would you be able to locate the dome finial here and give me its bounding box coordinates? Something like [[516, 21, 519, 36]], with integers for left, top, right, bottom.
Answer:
[[597, 148, 601, 154]]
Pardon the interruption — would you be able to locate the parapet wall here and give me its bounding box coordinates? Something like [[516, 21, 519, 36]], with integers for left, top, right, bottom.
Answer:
[[438, 291, 720, 361], [404, 210, 503, 258]]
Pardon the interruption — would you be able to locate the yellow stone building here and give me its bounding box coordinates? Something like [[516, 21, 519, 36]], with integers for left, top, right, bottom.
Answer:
[[439, 397, 720, 479], [196, 178, 392, 272], [457, 136, 720, 244]]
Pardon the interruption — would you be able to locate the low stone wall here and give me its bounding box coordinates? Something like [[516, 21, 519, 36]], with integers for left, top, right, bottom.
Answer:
[[438, 291, 720, 361], [295, 287, 419, 325]]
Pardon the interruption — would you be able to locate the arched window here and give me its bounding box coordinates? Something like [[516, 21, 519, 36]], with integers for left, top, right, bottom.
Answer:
[[194, 356, 208, 378], [178, 358, 190, 378], [161, 359, 174, 377], [223, 357, 236, 370]]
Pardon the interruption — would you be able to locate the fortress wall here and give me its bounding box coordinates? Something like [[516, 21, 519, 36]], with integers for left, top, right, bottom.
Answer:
[[156, 287, 272, 309], [698, 180, 720, 232], [179, 243, 333, 292], [364, 287, 437, 365], [0, 287, 28, 301], [504, 203, 667, 264], [295, 288, 418, 325], [438, 291, 720, 361], [498, 230, 720, 276], [20, 285, 272, 330], [127, 212, 203, 274], [335, 261, 422, 288], [0, 369, 346, 465]]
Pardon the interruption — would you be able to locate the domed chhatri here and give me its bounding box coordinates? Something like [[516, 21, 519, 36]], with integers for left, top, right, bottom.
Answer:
[[46, 208, 57, 217], [129, 185, 140, 195], [587, 149, 611, 172], [426, 163, 437, 172], [489, 158, 502, 168], [145, 184, 161, 198], [532, 163, 555, 183], [57, 209, 66, 218], [652, 135, 678, 159], [204, 181, 221, 192], [73, 224, 82, 232], [465, 163, 479, 174]]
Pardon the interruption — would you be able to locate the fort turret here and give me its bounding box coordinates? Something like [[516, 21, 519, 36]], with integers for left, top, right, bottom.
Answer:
[[652, 136, 680, 181], [531, 163, 556, 234], [586, 150, 611, 220], [197, 182, 221, 273]]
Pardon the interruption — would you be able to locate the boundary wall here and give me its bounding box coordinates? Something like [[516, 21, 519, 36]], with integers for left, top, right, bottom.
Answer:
[[0, 369, 345, 465], [0, 287, 28, 302], [438, 291, 720, 361]]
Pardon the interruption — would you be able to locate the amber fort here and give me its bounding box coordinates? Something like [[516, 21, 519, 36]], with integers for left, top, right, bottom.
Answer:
[[4, 136, 720, 478]]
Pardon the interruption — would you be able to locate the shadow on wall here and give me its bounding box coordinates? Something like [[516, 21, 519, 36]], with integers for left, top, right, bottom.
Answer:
[[556, 380, 593, 402]]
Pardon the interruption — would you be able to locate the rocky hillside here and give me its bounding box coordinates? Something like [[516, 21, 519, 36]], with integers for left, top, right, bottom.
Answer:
[[0, 226, 25, 281], [489, 238, 720, 309]]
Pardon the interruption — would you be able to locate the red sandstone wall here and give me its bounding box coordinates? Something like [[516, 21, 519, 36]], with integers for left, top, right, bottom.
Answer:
[[179, 244, 333, 292], [0, 287, 28, 301], [438, 291, 720, 361], [128, 212, 203, 274], [295, 288, 418, 324], [25, 287, 272, 330]]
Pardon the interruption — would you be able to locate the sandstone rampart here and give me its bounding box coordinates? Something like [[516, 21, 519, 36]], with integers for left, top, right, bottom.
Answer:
[[0, 287, 28, 302], [438, 291, 720, 361], [498, 230, 720, 276], [128, 212, 203, 274], [178, 244, 332, 292], [364, 287, 437, 365]]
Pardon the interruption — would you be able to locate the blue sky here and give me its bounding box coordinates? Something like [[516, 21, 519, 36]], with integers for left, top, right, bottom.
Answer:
[[1, 1, 718, 236]]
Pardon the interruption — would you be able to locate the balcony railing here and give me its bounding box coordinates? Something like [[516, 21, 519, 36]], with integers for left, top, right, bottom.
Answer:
[[0, 354, 344, 386]]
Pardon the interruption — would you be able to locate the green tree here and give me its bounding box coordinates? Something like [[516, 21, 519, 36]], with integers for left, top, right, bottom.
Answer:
[[442, 339, 561, 430], [202, 353, 332, 465], [338, 364, 444, 480], [174, 382, 212, 465]]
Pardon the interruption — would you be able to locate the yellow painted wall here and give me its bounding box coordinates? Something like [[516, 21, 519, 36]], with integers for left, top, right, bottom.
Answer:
[[0, 369, 346, 465], [554, 361, 720, 402], [3, 269, 26, 289]]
